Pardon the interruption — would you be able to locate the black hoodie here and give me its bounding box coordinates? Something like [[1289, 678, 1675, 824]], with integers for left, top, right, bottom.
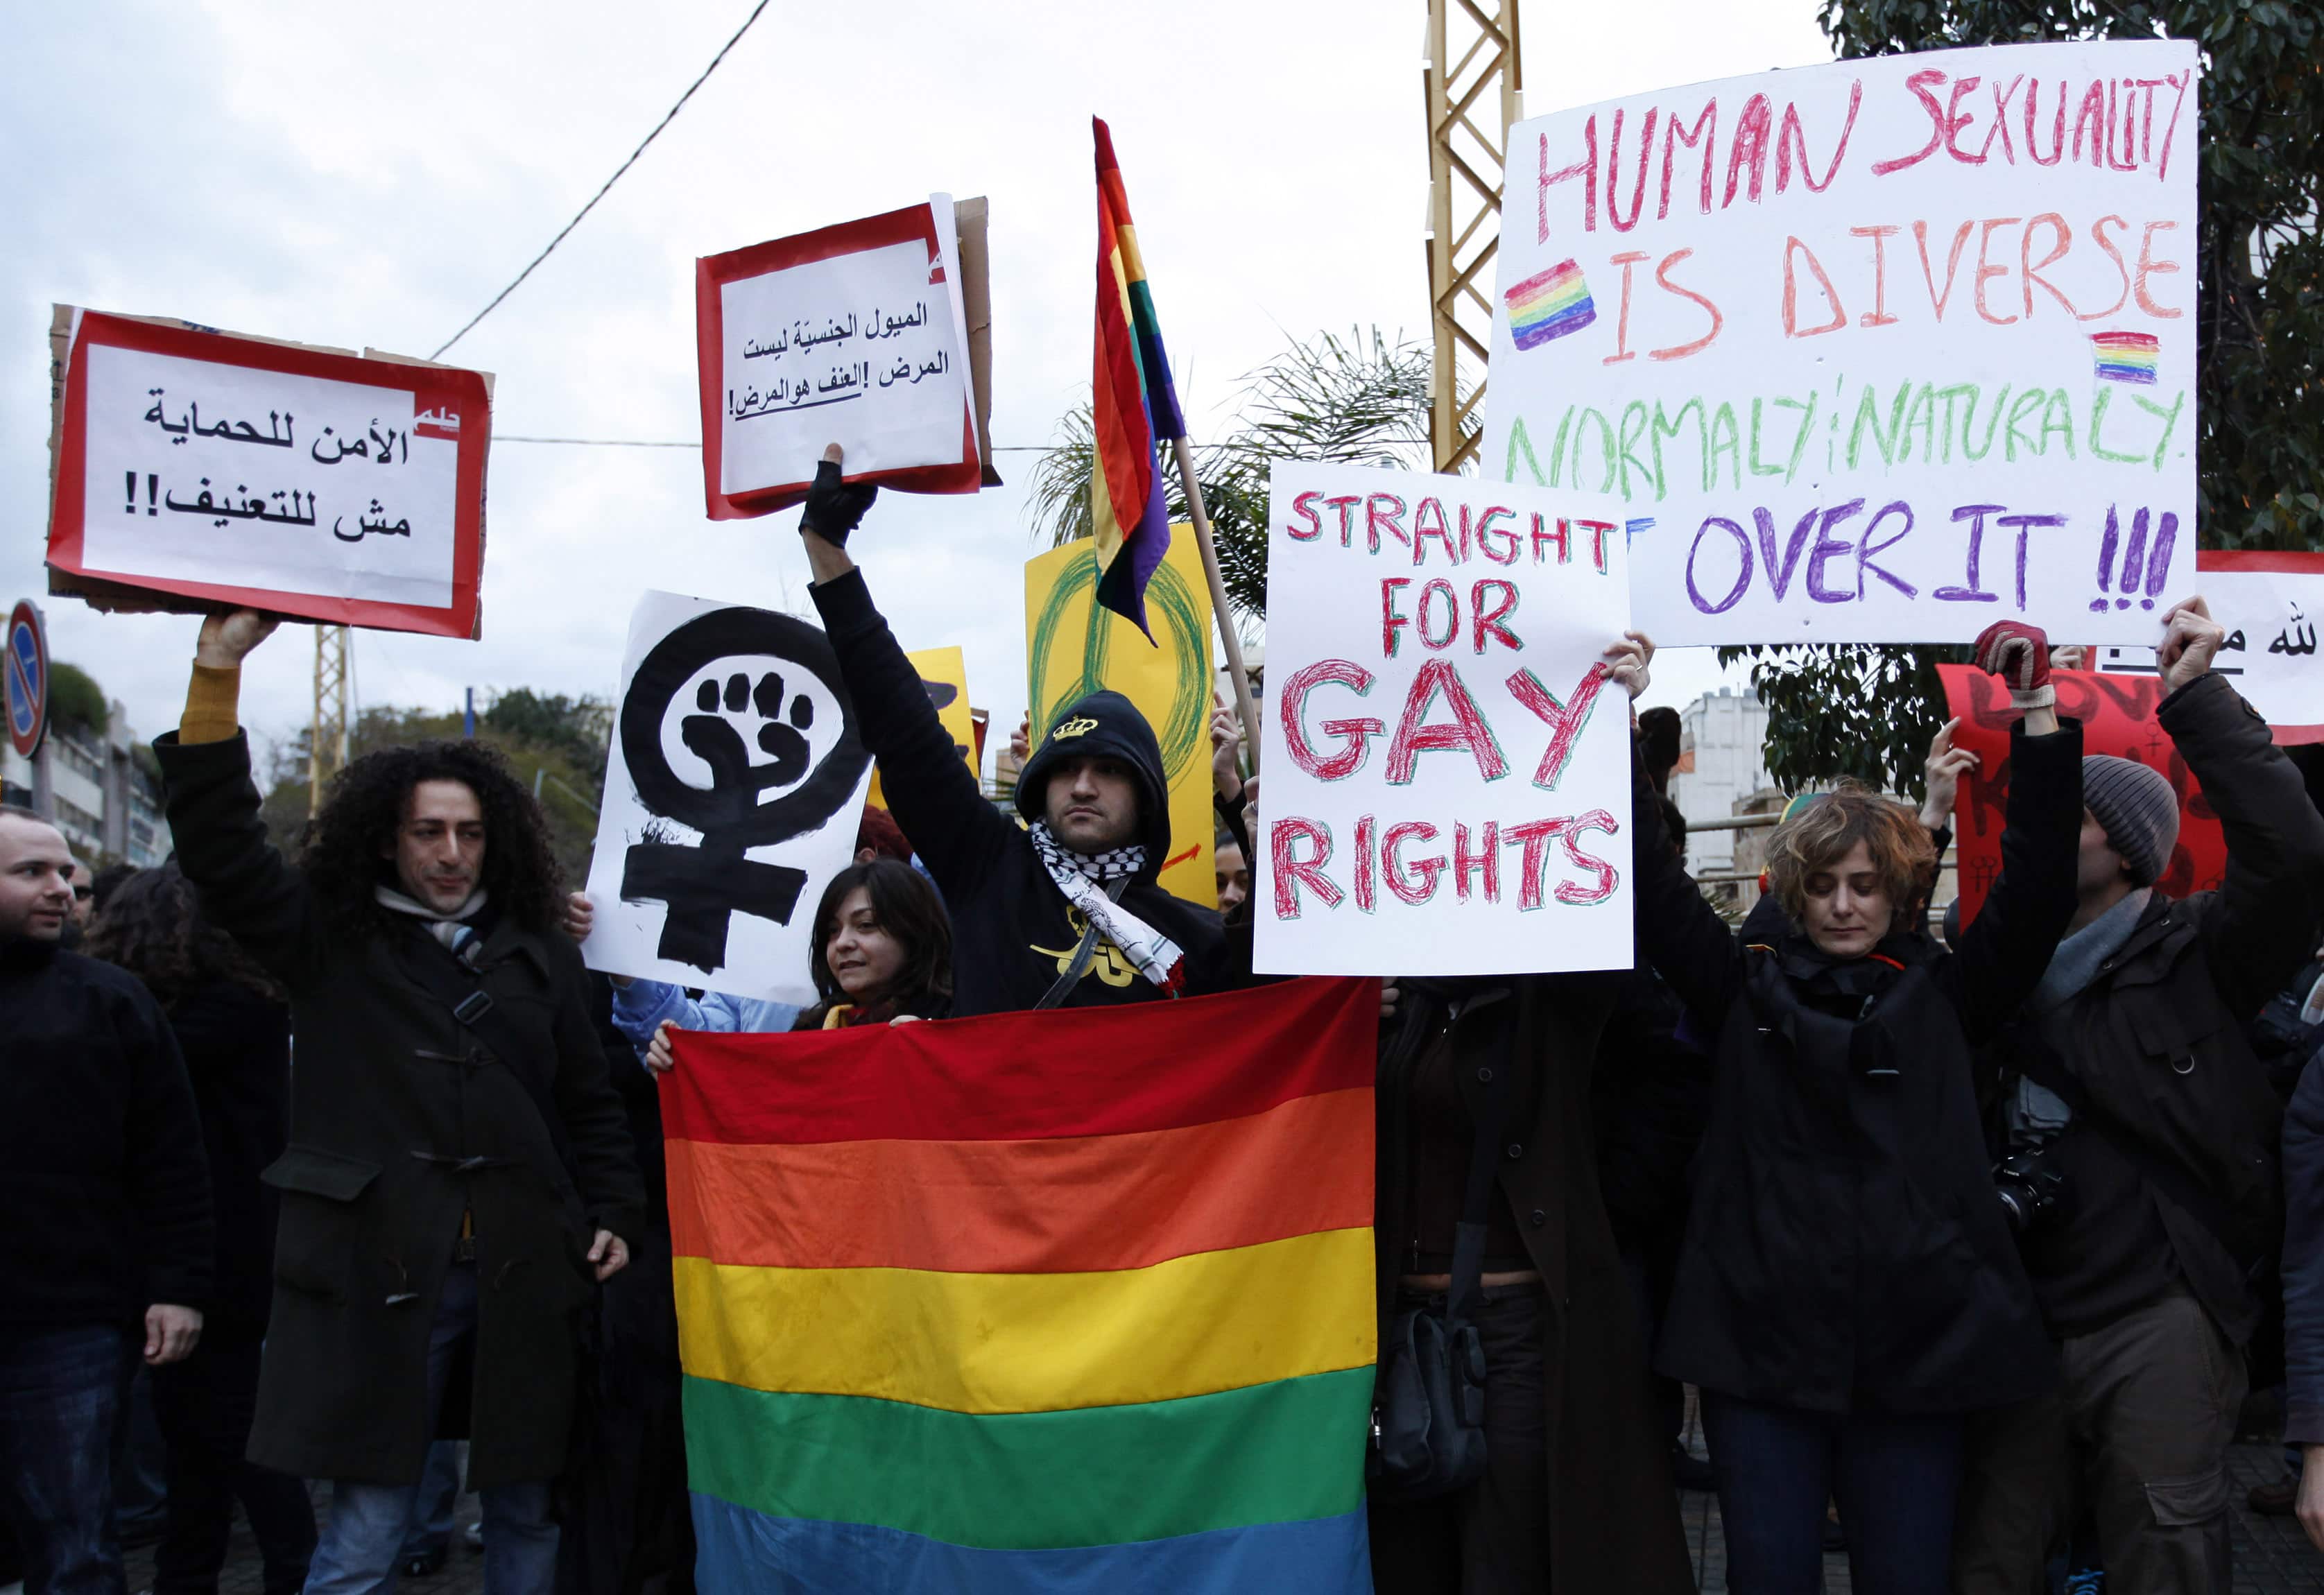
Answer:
[[0, 936, 214, 1326], [811, 568, 1243, 1016]]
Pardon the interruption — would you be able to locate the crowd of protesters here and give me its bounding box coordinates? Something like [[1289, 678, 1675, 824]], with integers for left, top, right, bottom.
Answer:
[[4, 446, 2323, 1595]]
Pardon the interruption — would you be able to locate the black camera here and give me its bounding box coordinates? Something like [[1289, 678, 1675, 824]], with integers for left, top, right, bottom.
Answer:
[[1994, 1145, 2071, 1234]]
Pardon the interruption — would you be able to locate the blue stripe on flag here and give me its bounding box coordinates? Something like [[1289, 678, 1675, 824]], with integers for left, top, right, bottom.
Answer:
[[691, 1492, 1372, 1594]]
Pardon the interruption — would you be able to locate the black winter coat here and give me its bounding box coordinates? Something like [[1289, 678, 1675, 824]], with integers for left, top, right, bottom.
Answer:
[[155, 730, 647, 1489], [1998, 672, 2324, 1346], [165, 981, 291, 1334], [811, 567, 1243, 1015], [0, 938, 212, 1327], [1631, 718, 2083, 1415], [1376, 978, 1696, 1594]]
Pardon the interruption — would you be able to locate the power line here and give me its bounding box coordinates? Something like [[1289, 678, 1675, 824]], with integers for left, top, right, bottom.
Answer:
[[496, 435, 1048, 452], [499, 435, 698, 447], [429, 0, 773, 361]]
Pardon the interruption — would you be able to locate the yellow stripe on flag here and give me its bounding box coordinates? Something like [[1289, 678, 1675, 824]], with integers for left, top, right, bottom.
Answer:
[[673, 1227, 1376, 1415]]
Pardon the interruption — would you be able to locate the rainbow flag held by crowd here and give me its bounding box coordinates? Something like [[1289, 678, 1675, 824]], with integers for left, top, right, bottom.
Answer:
[[1504, 259, 1597, 350], [2091, 329, 2160, 385], [663, 978, 1380, 1593], [1090, 116, 1183, 640]]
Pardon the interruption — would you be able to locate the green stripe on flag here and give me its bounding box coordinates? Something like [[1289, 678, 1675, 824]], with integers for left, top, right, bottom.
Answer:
[[682, 1366, 1371, 1551]]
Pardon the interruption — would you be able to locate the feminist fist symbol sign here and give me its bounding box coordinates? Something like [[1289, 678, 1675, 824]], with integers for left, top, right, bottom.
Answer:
[[617, 608, 869, 972]]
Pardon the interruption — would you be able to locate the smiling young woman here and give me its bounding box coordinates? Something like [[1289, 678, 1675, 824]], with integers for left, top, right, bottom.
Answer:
[[799, 858, 952, 1030]]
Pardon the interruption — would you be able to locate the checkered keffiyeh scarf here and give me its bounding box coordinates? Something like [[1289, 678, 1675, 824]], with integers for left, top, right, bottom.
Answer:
[[1027, 822, 1185, 996]]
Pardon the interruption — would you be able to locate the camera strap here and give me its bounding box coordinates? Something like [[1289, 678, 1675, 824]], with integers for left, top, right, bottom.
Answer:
[[2010, 1040, 2250, 1266]]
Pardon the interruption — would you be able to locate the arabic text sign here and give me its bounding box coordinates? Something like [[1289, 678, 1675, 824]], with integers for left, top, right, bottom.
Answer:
[[46, 311, 490, 636], [2098, 552, 2324, 742], [1255, 463, 1635, 976], [696, 198, 980, 519], [1485, 41, 2198, 646]]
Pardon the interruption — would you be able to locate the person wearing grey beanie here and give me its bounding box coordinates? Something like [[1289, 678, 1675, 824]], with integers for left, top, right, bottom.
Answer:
[[1956, 598, 2324, 1595], [2079, 755, 2182, 890]]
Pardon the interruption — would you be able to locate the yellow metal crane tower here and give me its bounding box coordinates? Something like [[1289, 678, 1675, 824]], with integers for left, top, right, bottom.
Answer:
[[309, 624, 350, 816], [1422, 0, 1523, 474]]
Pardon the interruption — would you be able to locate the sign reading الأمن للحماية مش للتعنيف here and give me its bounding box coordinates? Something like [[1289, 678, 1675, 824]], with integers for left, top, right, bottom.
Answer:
[[1253, 461, 1635, 978], [45, 311, 489, 637], [1482, 40, 2199, 648]]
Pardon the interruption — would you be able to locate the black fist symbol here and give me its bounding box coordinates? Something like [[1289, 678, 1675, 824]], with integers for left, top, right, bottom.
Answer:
[[684, 670, 819, 824]]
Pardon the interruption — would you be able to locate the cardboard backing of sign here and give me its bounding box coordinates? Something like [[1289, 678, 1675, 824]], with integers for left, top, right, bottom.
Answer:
[[45, 307, 493, 637], [694, 197, 996, 519]]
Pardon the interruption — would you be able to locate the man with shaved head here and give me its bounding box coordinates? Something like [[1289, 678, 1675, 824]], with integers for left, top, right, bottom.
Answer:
[[0, 805, 212, 1595]]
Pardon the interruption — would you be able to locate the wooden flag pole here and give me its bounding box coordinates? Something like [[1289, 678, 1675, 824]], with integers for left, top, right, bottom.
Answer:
[[1168, 434, 1262, 773]]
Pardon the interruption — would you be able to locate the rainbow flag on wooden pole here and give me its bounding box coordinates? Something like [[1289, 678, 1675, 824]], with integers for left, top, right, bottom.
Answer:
[[1090, 117, 1181, 639], [1090, 116, 1266, 766], [665, 978, 1379, 1592]]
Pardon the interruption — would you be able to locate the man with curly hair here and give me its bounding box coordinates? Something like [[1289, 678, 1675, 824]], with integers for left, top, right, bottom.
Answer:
[[153, 612, 644, 1595]]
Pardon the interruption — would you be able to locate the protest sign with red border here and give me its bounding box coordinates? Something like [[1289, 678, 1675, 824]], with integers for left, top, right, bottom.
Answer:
[[46, 309, 490, 638], [2094, 549, 2324, 746], [695, 199, 986, 520]]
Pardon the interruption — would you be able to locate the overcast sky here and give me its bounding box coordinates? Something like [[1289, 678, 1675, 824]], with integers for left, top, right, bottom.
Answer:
[[3, 0, 1829, 772]]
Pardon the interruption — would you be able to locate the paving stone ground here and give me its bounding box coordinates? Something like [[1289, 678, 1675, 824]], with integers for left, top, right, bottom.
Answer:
[[9, 1433, 2314, 1594], [1673, 1402, 2324, 1594]]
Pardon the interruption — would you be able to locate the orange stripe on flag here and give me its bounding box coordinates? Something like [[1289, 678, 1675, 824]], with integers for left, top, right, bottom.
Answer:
[[666, 1087, 1375, 1275]]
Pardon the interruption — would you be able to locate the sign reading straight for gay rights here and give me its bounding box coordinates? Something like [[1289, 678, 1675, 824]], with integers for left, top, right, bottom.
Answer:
[[1255, 462, 1635, 978], [1483, 40, 2199, 646]]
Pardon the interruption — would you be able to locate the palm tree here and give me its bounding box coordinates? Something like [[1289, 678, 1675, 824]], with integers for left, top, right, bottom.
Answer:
[[1025, 327, 1454, 619]]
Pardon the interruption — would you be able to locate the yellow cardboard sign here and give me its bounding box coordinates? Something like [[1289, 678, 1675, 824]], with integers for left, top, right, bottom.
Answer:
[[868, 646, 974, 811], [1024, 531, 1217, 908]]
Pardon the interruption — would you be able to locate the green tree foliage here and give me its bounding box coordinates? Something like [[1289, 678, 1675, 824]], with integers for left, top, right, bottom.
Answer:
[[1733, 0, 2321, 796], [259, 691, 610, 884], [1026, 328, 1438, 618], [45, 662, 110, 739]]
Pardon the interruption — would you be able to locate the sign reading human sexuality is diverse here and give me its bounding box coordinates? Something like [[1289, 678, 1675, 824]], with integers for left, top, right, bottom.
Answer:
[[1939, 664, 2224, 925], [44, 308, 492, 637], [580, 589, 872, 1003], [1255, 463, 1635, 976], [1485, 40, 2199, 646], [1026, 531, 1219, 909], [2098, 551, 2324, 743], [663, 978, 1378, 1592], [696, 196, 996, 519]]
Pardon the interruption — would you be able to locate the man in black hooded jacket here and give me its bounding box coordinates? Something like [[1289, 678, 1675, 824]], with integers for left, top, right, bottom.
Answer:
[[795, 447, 1243, 1015]]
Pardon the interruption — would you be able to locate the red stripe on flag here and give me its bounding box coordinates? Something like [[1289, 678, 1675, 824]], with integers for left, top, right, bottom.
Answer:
[[661, 978, 1380, 1146]]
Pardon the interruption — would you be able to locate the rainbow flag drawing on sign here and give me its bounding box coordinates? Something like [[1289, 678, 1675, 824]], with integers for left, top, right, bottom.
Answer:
[[664, 979, 1379, 1593], [1505, 259, 1596, 350], [2091, 331, 2160, 385], [1090, 117, 1183, 640]]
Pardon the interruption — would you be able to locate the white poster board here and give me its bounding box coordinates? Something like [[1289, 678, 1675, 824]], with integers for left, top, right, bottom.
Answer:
[[1483, 40, 2199, 646], [1255, 463, 1636, 976], [46, 310, 489, 637], [85, 348, 459, 606], [2098, 558, 2324, 736], [580, 590, 873, 1004], [698, 196, 981, 517]]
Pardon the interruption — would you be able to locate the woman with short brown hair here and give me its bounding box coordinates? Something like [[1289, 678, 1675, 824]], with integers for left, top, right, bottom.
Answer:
[[1627, 623, 2082, 1595]]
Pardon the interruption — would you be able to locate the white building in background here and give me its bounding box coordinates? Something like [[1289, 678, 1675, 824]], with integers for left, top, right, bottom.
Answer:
[[1, 698, 169, 868], [1665, 687, 1775, 874]]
